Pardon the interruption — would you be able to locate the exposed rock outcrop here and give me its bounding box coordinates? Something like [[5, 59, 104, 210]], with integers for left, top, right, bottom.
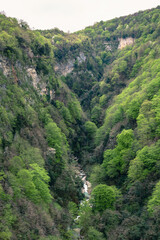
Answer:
[[46, 147, 56, 156], [54, 59, 74, 76], [118, 37, 135, 49], [26, 48, 34, 58], [0, 56, 11, 77], [54, 52, 86, 76], [0, 57, 19, 84], [26, 68, 40, 89], [104, 42, 112, 51], [77, 52, 86, 64], [26, 68, 55, 98], [49, 89, 55, 100]]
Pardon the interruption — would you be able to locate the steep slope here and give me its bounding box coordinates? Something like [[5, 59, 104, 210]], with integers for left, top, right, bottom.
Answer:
[[0, 14, 86, 239], [0, 5, 160, 240], [76, 6, 160, 240], [43, 6, 160, 239]]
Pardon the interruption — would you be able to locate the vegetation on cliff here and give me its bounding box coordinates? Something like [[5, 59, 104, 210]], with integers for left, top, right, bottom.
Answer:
[[0, 5, 160, 239]]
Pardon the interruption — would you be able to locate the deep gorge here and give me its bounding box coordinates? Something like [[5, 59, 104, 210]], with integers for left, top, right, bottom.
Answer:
[[0, 6, 160, 239]]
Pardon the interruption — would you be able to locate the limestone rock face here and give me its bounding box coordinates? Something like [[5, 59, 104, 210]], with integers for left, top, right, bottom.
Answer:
[[49, 89, 55, 100], [40, 85, 47, 96], [0, 57, 11, 77], [77, 52, 86, 64], [26, 68, 55, 99], [118, 37, 135, 50], [26, 68, 40, 88], [26, 48, 34, 58], [54, 59, 75, 76], [47, 147, 56, 155], [46, 147, 56, 159], [54, 52, 86, 76], [104, 42, 112, 51]]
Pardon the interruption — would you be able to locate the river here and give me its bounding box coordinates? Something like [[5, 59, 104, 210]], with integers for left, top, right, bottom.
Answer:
[[76, 164, 91, 199], [72, 165, 92, 239]]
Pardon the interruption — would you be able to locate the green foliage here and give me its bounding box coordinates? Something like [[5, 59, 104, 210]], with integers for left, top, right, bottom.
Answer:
[[117, 129, 134, 149], [17, 168, 40, 202], [91, 184, 117, 212], [68, 98, 82, 121], [116, 60, 127, 73], [137, 98, 160, 145], [128, 140, 160, 181], [53, 168, 83, 205], [8, 156, 25, 174], [68, 201, 78, 218], [77, 200, 92, 232], [126, 98, 141, 120], [101, 51, 111, 64], [102, 129, 134, 178], [91, 105, 102, 126], [0, 30, 18, 52], [89, 165, 106, 188], [8, 136, 45, 169], [20, 147, 45, 167], [1, 6, 160, 239], [9, 163, 52, 205], [130, 59, 142, 77], [0, 185, 15, 240], [45, 119, 68, 162], [55, 100, 73, 124], [147, 181, 160, 213], [86, 227, 105, 240], [99, 94, 107, 107], [39, 237, 62, 240], [84, 121, 97, 139], [29, 164, 52, 203]]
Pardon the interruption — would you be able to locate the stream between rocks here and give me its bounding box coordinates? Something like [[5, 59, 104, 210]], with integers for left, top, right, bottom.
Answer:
[[78, 167, 91, 199], [72, 164, 92, 239]]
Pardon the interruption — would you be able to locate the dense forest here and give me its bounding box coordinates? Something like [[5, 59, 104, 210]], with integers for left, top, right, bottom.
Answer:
[[0, 5, 160, 240]]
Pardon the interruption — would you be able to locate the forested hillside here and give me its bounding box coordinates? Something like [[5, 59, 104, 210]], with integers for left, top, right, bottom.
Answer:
[[0, 5, 160, 240]]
